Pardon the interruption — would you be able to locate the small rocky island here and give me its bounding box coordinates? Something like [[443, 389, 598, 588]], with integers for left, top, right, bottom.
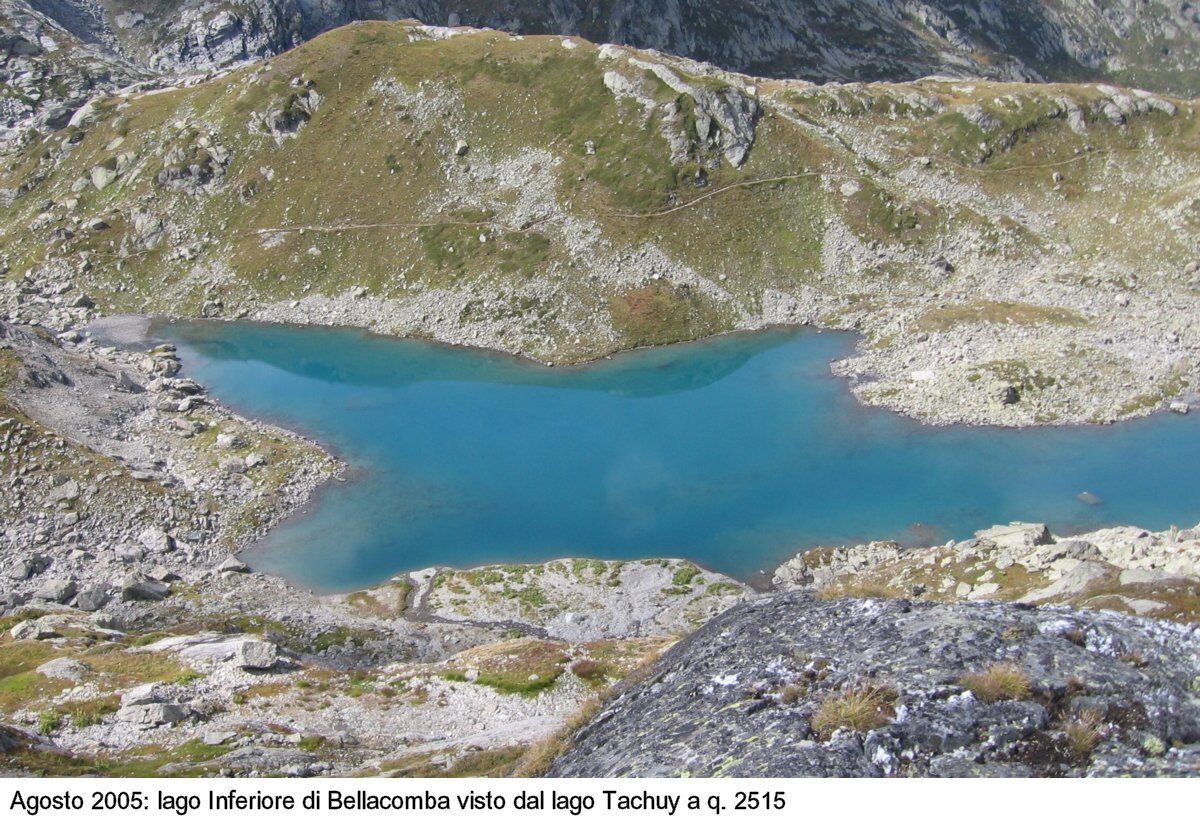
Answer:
[[1, 7, 1199, 778]]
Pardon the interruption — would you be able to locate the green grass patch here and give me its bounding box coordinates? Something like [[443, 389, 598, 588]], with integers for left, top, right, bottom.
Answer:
[[915, 301, 1089, 332], [671, 563, 702, 586], [311, 627, 381, 653], [609, 283, 728, 347]]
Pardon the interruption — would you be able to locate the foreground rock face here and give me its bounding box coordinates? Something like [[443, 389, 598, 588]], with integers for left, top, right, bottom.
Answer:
[[551, 593, 1200, 777]]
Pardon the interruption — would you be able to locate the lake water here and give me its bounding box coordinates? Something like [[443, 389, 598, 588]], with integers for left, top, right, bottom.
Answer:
[[163, 321, 1200, 592]]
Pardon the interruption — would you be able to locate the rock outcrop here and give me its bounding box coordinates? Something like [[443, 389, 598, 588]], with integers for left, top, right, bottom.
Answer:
[[0, 0, 142, 136], [5, 0, 1197, 139], [551, 592, 1200, 776]]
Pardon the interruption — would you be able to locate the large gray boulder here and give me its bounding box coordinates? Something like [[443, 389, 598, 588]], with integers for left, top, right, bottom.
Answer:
[[116, 683, 191, 727], [46, 480, 80, 502], [121, 575, 170, 602], [76, 586, 111, 612], [115, 703, 190, 727], [217, 556, 249, 574], [8, 555, 49, 580], [36, 657, 92, 682], [1020, 561, 1110, 603], [234, 639, 280, 670], [33, 579, 77, 604], [120, 683, 163, 707], [9, 618, 59, 640], [137, 527, 174, 554], [976, 522, 1053, 548]]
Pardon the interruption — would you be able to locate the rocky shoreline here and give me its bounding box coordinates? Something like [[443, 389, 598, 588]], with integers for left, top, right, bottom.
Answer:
[[0, 311, 750, 775], [245, 277, 1200, 429], [774, 520, 1200, 623]]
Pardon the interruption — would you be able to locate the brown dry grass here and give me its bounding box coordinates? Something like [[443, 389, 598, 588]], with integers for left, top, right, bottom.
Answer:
[[814, 581, 902, 600], [1064, 709, 1106, 757], [959, 663, 1032, 702], [810, 684, 898, 740]]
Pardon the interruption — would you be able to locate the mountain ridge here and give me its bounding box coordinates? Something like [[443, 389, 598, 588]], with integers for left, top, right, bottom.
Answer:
[[20, 1, 1200, 91], [4, 0, 1199, 138]]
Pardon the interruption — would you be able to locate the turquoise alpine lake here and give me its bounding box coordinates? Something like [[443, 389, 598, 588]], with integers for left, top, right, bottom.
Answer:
[[163, 321, 1200, 592]]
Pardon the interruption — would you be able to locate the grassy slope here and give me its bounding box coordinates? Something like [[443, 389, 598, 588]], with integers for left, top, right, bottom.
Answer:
[[1, 21, 1198, 413]]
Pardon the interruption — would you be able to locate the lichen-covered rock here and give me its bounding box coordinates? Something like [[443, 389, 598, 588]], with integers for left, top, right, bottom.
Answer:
[[234, 638, 280, 670], [410, 558, 746, 641], [550, 593, 1200, 777], [35, 657, 92, 682], [115, 702, 191, 727]]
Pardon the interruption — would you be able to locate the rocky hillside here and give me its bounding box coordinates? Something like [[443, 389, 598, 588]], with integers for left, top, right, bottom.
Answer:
[[549, 592, 1200, 776], [2, 21, 1198, 427], [0, 0, 146, 137], [12, 0, 1200, 97], [775, 521, 1200, 623]]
